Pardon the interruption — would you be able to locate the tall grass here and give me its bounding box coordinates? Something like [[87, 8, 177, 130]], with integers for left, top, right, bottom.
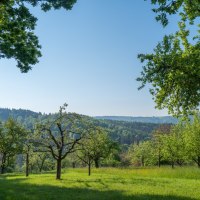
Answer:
[[0, 167, 200, 200]]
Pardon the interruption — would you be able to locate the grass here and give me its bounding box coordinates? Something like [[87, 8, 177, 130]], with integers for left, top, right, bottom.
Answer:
[[0, 167, 200, 200]]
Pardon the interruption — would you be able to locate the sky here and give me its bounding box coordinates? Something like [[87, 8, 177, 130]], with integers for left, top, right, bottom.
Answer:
[[0, 0, 182, 116]]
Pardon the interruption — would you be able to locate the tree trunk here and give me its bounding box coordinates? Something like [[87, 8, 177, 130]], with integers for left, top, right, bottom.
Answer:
[[171, 161, 174, 169], [88, 161, 91, 176], [197, 156, 200, 168], [158, 156, 161, 167], [158, 151, 161, 167], [94, 158, 99, 168], [1, 153, 6, 174], [39, 157, 46, 173], [72, 162, 76, 168], [141, 156, 144, 167], [26, 153, 29, 177], [56, 159, 62, 179]]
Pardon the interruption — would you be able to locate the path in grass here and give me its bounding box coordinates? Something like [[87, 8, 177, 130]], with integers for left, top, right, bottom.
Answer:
[[0, 167, 200, 200]]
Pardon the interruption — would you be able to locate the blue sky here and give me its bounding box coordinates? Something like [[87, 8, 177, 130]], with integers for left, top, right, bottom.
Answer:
[[0, 0, 181, 116]]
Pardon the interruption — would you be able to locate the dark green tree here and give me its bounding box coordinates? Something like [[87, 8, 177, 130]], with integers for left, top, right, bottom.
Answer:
[[0, 118, 27, 174], [0, 0, 76, 72]]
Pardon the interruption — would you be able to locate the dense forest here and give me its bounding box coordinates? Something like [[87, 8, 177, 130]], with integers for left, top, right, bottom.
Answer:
[[0, 108, 162, 145], [95, 116, 178, 124]]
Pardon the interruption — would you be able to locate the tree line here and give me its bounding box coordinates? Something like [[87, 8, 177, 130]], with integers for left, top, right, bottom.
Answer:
[[127, 115, 200, 168], [1, 105, 200, 180], [0, 104, 118, 179]]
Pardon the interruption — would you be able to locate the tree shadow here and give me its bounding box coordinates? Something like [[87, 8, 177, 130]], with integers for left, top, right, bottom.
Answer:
[[0, 176, 196, 200]]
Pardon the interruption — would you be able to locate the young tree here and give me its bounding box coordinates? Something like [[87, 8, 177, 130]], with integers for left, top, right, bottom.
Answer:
[[184, 115, 200, 167], [34, 104, 84, 179], [129, 141, 154, 167], [152, 124, 171, 167], [23, 140, 32, 177], [77, 127, 116, 175], [29, 152, 54, 173], [162, 124, 187, 168], [0, 118, 27, 174]]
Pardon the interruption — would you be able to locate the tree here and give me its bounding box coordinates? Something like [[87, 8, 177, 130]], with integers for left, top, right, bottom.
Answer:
[[162, 123, 187, 168], [138, 1, 200, 116], [184, 114, 200, 167], [29, 152, 54, 173], [0, 118, 27, 174], [23, 139, 32, 177], [128, 141, 154, 167], [34, 104, 84, 179], [0, 0, 77, 72], [152, 125, 171, 167], [77, 127, 116, 175], [137, 28, 200, 116]]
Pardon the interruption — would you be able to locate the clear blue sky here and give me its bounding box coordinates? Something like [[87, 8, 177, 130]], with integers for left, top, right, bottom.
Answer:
[[0, 0, 181, 116]]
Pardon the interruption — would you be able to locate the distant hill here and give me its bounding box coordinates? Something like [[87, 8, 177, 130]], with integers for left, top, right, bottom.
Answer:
[[0, 108, 172, 145], [0, 108, 178, 124], [0, 108, 41, 121], [94, 116, 178, 124]]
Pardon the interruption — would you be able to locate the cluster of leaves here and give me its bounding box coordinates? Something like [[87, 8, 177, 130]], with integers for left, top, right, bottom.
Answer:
[[0, 118, 27, 173], [149, 0, 200, 26], [138, 0, 200, 116], [138, 29, 200, 116], [0, 0, 77, 72]]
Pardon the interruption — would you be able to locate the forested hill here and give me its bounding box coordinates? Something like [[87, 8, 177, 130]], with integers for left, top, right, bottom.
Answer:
[[93, 119, 161, 145], [0, 108, 41, 121], [95, 116, 178, 124], [0, 108, 168, 145]]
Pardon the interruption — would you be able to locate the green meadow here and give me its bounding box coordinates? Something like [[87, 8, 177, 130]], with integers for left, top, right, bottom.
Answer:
[[0, 167, 200, 200]]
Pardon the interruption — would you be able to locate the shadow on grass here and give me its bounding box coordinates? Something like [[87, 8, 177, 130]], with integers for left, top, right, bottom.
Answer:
[[0, 176, 196, 200]]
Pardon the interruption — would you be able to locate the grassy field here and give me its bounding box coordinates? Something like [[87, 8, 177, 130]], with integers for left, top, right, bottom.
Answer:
[[0, 167, 200, 200]]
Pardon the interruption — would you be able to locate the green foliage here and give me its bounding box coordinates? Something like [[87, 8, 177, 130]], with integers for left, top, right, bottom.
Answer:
[[0, 118, 27, 173], [149, 0, 200, 26], [184, 114, 200, 166], [151, 125, 171, 166], [95, 119, 159, 145], [162, 123, 187, 167], [128, 141, 155, 166], [34, 105, 82, 158], [95, 116, 178, 124], [77, 127, 117, 175], [33, 104, 86, 179], [0, 0, 76, 72], [27, 152, 54, 172], [138, 21, 200, 116], [139, 1, 200, 116]]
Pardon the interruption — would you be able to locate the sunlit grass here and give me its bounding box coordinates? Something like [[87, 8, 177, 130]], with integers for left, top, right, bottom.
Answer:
[[0, 167, 200, 200]]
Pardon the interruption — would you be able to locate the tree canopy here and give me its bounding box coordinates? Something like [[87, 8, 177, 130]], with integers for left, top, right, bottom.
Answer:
[[149, 0, 200, 26], [0, 0, 77, 72], [138, 0, 200, 116]]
